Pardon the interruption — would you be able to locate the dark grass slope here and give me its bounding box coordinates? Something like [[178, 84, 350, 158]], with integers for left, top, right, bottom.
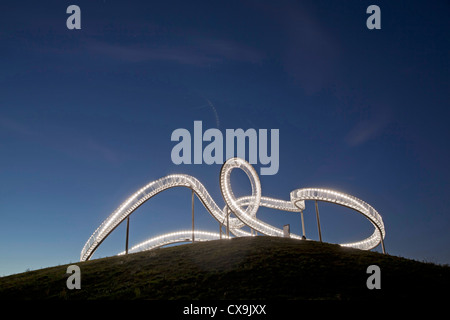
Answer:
[[1, 237, 449, 300]]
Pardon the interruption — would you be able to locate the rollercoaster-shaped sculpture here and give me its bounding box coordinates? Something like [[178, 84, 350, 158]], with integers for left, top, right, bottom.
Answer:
[[81, 158, 386, 261]]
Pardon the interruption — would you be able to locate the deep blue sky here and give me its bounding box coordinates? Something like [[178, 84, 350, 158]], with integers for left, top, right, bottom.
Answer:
[[0, 1, 449, 276]]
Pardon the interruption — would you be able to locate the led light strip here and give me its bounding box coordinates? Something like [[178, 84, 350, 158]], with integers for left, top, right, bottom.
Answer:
[[81, 158, 385, 261], [117, 230, 231, 255]]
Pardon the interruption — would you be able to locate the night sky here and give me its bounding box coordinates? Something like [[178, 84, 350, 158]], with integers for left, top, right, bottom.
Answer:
[[0, 1, 449, 276]]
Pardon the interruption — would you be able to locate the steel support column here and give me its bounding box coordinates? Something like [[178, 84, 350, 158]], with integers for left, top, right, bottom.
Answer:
[[125, 216, 130, 255], [300, 209, 306, 239], [226, 206, 230, 237], [191, 189, 195, 243], [315, 200, 323, 242]]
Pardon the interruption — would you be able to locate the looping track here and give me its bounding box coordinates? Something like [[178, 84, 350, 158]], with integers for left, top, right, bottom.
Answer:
[[81, 158, 385, 261]]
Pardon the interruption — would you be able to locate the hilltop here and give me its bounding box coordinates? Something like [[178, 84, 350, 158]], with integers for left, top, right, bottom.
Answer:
[[0, 237, 449, 300]]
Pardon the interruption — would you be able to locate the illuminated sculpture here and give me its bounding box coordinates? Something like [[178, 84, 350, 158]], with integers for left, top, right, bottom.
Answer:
[[81, 158, 385, 261]]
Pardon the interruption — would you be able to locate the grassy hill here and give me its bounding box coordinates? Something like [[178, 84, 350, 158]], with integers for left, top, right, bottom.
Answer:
[[0, 237, 449, 300]]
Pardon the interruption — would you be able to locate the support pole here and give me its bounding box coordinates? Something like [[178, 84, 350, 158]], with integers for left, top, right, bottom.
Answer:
[[125, 216, 130, 255], [314, 200, 323, 242], [300, 210, 306, 239], [378, 227, 386, 254], [226, 206, 230, 238], [191, 189, 195, 243]]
